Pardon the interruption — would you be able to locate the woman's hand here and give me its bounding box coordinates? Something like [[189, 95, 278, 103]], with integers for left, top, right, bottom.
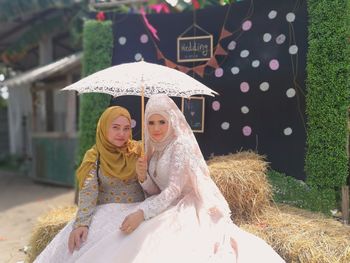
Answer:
[[136, 156, 147, 183], [120, 210, 145, 234], [68, 226, 88, 253]]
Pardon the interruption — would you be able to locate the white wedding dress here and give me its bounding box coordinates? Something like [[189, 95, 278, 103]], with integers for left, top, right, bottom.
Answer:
[[34, 94, 285, 263]]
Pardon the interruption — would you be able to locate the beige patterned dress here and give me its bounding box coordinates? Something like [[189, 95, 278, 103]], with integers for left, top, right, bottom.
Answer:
[[74, 163, 145, 228]]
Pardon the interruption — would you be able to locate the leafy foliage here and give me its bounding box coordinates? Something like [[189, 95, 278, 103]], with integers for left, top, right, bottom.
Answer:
[[4, 16, 65, 56], [305, 0, 350, 201], [0, 0, 86, 22], [0, 0, 89, 59], [0, 97, 7, 108], [268, 170, 336, 214], [0, 154, 25, 171], [77, 20, 112, 166]]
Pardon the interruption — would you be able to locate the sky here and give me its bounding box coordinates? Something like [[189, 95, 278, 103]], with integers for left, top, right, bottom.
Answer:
[[0, 74, 8, 99]]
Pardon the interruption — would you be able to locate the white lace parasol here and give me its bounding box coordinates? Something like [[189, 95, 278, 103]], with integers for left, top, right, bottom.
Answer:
[[62, 60, 218, 98]]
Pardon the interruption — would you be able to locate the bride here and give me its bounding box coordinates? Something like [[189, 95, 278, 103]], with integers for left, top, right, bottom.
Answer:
[[119, 94, 284, 262], [34, 94, 284, 263]]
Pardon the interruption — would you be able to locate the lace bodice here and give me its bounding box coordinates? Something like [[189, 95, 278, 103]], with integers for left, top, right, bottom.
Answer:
[[139, 139, 193, 219], [140, 94, 231, 222]]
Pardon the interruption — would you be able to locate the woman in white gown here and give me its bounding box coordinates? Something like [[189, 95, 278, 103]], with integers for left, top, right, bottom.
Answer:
[[34, 95, 285, 263]]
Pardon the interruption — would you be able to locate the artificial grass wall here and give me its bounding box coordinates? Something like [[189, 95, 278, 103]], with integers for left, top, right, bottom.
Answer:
[[305, 0, 350, 211], [77, 20, 113, 165]]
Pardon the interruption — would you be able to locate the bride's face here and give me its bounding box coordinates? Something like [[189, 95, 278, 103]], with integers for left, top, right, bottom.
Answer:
[[147, 114, 169, 142]]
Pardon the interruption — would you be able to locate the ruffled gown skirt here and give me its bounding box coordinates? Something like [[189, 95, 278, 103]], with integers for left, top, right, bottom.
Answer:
[[34, 203, 284, 263]]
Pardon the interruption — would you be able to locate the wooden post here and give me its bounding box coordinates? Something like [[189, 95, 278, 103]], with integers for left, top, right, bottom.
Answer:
[[342, 186, 349, 224], [141, 83, 145, 157]]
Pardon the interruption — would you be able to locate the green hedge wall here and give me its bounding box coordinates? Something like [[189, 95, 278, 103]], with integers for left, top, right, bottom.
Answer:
[[305, 0, 350, 211], [268, 170, 336, 212], [77, 20, 113, 165]]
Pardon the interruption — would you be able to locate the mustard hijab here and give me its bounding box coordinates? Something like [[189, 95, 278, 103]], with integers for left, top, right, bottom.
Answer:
[[76, 106, 141, 189]]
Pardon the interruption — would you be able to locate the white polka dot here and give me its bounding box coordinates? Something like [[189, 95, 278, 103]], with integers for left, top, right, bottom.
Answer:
[[286, 88, 296, 98], [134, 53, 143, 61], [0, 74, 4, 81], [119, 36, 127, 45], [215, 68, 224, 78], [242, 126, 252, 136], [252, 60, 260, 68], [269, 59, 279, 70], [241, 106, 249, 114], [240, 82, 250, 93], [212, 101, 221, 111], [131, 119, 136, 128], [227, 41, 236, 50], [263, 33, 272, 42], [268, 10, 277, 19], [286, 12, 296, 22], [259, 82, 269, 91], [231, 67, 240, 75], [284, 127, 293, 136], [221, 122, 230, 130], [289, 45, 298, 55], [240, 50, 249, 58], [242, 20, 252, 31], [276, 34, 286, 44], [140, 34, 149, 43]]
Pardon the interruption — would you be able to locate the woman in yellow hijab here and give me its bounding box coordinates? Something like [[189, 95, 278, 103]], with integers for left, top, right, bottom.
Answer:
[[76, 106, 141, 189], [34, 106, 147, 262]]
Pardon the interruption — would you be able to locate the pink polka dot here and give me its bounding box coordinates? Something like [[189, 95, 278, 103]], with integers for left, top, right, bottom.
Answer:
[[242, 20, 252, 31], [140, 34, 148, 43], [212, 101, 221, 111], [242, 126, 252, 136], [240, 82, 250, 93], [131, 119, 136, 128], [269, 59, 279, 70], [215, 68, 224, 78]]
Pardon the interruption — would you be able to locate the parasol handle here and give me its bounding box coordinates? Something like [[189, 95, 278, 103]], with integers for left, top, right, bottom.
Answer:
[[141, 83, 145, 157]]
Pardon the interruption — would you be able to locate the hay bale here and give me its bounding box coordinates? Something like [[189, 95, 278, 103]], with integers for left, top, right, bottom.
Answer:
[[27, 206, 77, 263], [208, 151, 272, 224], [241, 205, 350, 263]]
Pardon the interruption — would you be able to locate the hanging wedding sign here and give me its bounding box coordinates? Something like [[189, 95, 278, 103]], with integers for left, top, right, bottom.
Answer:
[[177, 35, 213, 62], [177, 24, 213, 62]]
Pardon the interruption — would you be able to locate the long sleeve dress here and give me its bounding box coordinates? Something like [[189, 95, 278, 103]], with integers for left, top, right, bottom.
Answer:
[[134, 138, 285, 263]]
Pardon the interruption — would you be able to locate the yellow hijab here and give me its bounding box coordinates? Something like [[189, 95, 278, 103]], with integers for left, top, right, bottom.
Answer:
[[76, 106, 141, 189]]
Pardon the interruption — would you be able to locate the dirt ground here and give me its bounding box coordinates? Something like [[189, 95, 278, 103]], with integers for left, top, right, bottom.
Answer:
[[0, 170, 75, 263]]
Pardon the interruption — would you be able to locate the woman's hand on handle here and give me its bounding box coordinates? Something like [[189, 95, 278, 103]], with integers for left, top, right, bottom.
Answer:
[[136, 155, 148, 183]]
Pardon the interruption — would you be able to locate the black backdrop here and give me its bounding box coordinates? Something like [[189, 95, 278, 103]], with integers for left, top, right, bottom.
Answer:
[[110, 0, 308, 180]]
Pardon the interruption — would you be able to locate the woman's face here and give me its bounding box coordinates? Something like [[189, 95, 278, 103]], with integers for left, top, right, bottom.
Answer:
[[107, 116, 131, 147], [147, 114, 169, 142]]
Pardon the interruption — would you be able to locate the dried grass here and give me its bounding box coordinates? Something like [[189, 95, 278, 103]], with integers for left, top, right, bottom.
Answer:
[[26, 206, 77, 263], [26, 151, 350, 263], [241, 205, 350, 263], [208, 151, 272, 224]]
